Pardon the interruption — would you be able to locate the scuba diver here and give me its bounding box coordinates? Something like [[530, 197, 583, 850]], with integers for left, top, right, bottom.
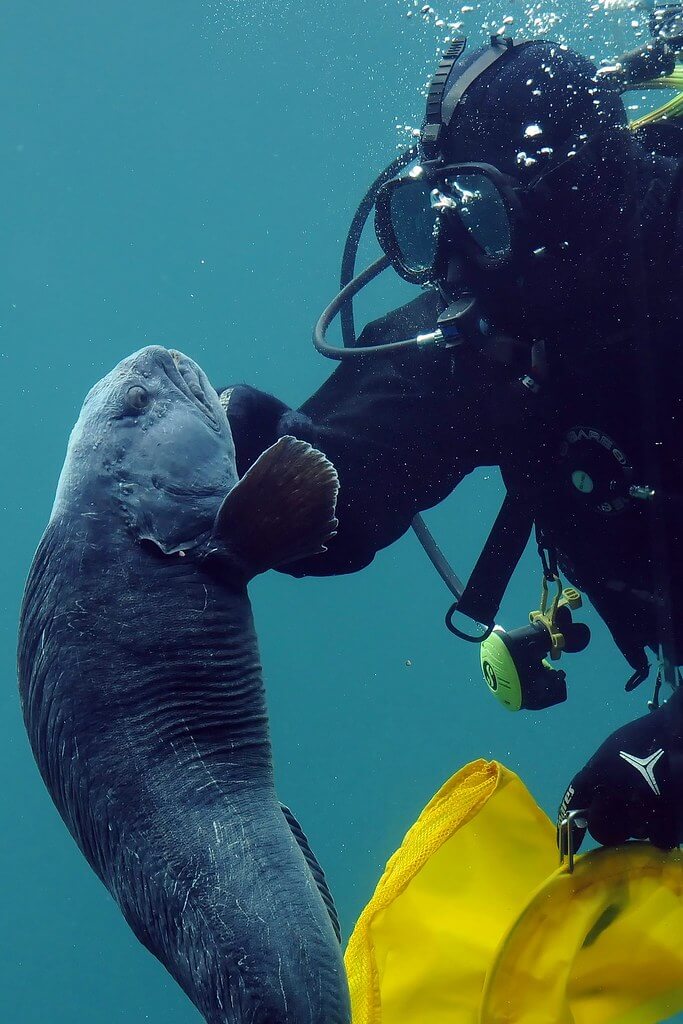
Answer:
[[222, 9, 683, 852]]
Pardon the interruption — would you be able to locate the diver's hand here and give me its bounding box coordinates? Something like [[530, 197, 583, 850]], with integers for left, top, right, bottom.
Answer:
[[597, 39, 676, 89], [558, 690, 683, 851], [217, 384, 292, 475]]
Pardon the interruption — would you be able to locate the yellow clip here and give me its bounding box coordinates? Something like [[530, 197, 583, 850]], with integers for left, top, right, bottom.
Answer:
[[561, 586, 582, 610], [529, 577, 583, 660], [529, 574, 564, 657]]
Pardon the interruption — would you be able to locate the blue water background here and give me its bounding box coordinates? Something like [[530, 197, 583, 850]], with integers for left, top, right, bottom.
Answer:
[[2, 1, 680, 1019]]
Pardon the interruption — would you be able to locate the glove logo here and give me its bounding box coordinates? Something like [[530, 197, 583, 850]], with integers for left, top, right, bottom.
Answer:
[[557, 784, 575, 824], [618, 748, 664, 796]]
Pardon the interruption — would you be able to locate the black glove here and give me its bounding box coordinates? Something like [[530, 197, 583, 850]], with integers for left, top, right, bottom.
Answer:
[[217, 384, 292, 476], [600, 41, 676, 89], [558, 688, 683, 851]]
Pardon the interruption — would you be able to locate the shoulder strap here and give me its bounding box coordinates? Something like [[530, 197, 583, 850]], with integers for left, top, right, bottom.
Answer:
[[453, 491, 535, 628]]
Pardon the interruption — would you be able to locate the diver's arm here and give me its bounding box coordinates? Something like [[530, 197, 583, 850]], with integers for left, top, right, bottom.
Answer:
[[226, 290, 505, 576]]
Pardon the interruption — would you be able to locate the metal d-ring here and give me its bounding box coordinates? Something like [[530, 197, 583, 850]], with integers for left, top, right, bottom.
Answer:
[[444, 601, 494, 643]]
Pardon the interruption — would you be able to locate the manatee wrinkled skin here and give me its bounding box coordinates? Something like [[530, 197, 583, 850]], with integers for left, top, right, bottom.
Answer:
[[18, 346, 349, 1024]]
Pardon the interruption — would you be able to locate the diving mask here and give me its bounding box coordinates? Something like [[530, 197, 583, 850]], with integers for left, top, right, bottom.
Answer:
[[374, 161, 522, 285]]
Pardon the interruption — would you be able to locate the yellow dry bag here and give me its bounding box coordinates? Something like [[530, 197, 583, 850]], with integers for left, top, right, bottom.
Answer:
[[344, 759, 683, 1024]]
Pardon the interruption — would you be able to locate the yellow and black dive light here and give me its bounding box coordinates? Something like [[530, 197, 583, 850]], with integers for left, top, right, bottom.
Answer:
[[480, 577, 590, 711]]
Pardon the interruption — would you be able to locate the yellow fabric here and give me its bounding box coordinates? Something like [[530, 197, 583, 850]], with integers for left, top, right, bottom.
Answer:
[[482, 844, 683, 1024], [344, 759, 683, 1024]]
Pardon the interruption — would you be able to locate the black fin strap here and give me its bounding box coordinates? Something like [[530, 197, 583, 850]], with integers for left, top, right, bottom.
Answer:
[[454, 491, 535, 627]]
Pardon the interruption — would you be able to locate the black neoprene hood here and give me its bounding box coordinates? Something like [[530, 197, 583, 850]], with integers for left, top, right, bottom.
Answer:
[[433, 40, 628, 179]]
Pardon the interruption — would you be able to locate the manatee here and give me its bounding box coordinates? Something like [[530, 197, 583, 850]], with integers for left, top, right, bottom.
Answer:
[[17, 345, 350, 1024]]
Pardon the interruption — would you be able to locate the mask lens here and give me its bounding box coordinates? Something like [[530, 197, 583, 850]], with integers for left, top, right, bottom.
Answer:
[[440, 173, 512, 258], [385, 177, 441, 278]]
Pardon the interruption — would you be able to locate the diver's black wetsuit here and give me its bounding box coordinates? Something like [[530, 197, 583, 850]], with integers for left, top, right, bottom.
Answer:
[[226, 137, 683, 847], [230, 150, 683, 668]]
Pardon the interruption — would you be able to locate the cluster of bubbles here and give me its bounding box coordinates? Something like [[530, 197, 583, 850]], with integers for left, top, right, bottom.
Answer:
[[583, 2, 657, 119], [583, 0, 648, 44], [394, 2, 570, 146], [400, 0, 570, 48], [202, 0, 656, 146], [400, 0, 649, 52], [394, 0, 656, 147]]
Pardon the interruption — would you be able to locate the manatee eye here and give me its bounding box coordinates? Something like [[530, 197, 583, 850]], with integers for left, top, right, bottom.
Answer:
[[126, 385, 150, 412]]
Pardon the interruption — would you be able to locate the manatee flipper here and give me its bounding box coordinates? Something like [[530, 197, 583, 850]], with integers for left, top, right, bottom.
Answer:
[[213, 435, 339, 575], [280, 803, 342, 944]]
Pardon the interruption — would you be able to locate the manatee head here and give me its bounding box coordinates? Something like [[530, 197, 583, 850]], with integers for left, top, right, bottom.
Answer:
[[52, 345, 236, 553]]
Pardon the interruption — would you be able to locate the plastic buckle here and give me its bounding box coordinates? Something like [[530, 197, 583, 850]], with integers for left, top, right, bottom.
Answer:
[[558, 808, 587, 873], [421, 123, 441, 149]]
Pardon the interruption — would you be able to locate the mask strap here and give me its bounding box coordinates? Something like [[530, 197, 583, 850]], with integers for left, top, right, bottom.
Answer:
[[441, 38, 537, 128]]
